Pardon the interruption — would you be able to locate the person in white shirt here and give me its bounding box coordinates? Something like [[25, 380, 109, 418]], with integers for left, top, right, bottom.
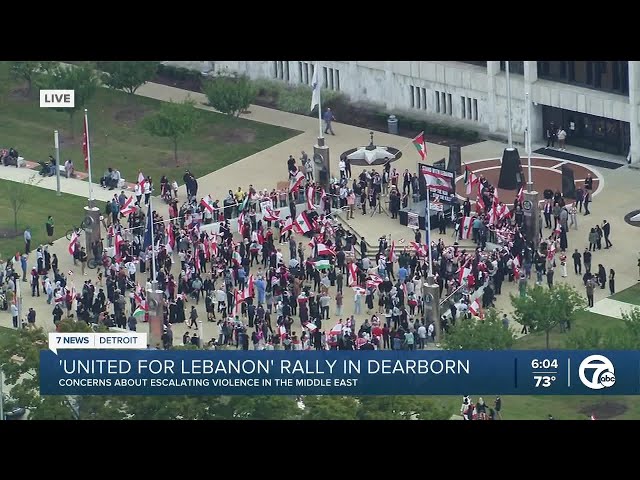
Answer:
[[417, 323, 427, 349], [427, 322, 435, 343], [339, 159, 346, 179], [125, 261, 137, 283], [143, 179, 152, 205], [557, 127, 567, 151], [134, 183, 142, 205]]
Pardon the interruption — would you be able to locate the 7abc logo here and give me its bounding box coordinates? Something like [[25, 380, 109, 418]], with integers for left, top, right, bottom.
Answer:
[[578, 355, 616, 390]]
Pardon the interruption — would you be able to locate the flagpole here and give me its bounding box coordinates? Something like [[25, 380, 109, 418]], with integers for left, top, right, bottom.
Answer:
[[84, 109, 95, 207], [425, 185, 434, 277], [149, 197, 157, 282], [316, 63, 323, 140]]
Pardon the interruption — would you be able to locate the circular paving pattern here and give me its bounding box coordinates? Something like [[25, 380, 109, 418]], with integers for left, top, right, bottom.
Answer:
[[454, 156, 603, 205], [624, 210, 640, 228]]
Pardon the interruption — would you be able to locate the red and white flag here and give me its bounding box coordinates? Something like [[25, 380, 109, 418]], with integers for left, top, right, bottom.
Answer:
[[307, 184, 316, 211], [114, 233, 124, 256], [68, 231, 79, 256], [294, 211, 313, 234], [289, 170, 305, 193], [200, 196, 214, 214], [516, 186, 524, 204], [263, 207, 281, 222], [317, 243, 335, 256], [281, 216, 294, 233], [388, 241, 395, 262], [469, 299, 483, 318], [166, 223, 175, 253], [410, 241, 426, 257], [412, 131, 427, 160], [458, 263, 472, 284], [279, 324, 287, 339], [422, 169, 452, 192], [348, 262, 358, 287], [237, 211, 245, 234], [120, 196, 136, 216], [461, 216, 473, 239], [137, 172, 147, 191]]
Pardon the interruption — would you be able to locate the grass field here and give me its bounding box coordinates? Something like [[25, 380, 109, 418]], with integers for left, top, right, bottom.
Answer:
[[437, 311, 640, 420], [0, 62, 299, 182], [611, 283, 640, 306], [0, 178, 104, 259]]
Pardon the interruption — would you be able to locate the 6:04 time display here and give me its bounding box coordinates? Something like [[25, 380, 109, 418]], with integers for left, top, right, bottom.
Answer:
[[531, 359, 558, 369]]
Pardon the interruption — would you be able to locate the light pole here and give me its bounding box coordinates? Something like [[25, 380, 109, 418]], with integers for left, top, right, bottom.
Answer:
[[54, 130, 61, 196], [506, 61, 513, 148], [0, 369, 4, 421], [525, 92, 533, 192]]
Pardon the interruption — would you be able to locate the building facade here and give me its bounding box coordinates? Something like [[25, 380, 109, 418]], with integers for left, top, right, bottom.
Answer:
[[169, 61, 640, 162]]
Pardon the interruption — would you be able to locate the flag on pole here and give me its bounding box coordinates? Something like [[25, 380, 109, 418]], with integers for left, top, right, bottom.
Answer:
[[262, 207, 281, 222], [461, 216, 473, 239], [294, 211, 313, 234], [143, 202, 153, 251], [423, 169, 453, 192], [166, 223, 175, 253], [310, 62, 320, 112], [516, 185, 524, 204], [314, 259, 331, 270], [120, 196, 136, 216], [200, 196, 214, 214], [82, 116, 90, 171], [137, 172, 147, 192], [133, 306, 147, 318], [289, 170, 305, 193], [469, 299, 484, 319], [388, 241, 395, 262], [68, 231, 79, 256], [348, 262, 358, 286], [464, 166, 479, 195], [307, 184, 316, 211], [412, 131, 427, 160], [281, 216, 294, 233]]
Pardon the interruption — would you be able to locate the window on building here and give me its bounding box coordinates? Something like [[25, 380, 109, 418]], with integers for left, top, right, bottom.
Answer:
[[421, 87, 427, 110], [500, 61, 524, 75], [298, 62, 303, 83], [410, 86, 415, 108], [537, 61, 629, 96], [467, 97, 472, 120], [273, 61, 278, 79], [473, 98, 478, 121], [335, 69, 340, 91], [461, 96, 466, 118], [447, 93, 452, 116], [435, 91, 441, 113], [284, 62, 290, 82], [323, 66, 328, 87], [303, 62, 309, 84], [329, 68, 335, 90]]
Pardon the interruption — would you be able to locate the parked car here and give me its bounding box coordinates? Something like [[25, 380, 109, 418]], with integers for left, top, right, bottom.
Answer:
[[3, 395, 27, 420]]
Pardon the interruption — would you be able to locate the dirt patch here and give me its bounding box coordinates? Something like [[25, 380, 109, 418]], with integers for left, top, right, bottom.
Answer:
[[579, 401, 627, 420], [114, 106, 152, 125], [209, 127, 256, 144], [0, 228, 20, 239]]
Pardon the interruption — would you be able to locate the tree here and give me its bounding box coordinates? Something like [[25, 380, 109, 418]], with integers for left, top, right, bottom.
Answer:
[[9, 61, 54, 96], [511, 283, 586, 349], [143, 98, 199, 164], [203, 71, 256, 117], [97, 61, 159, 95], [442, 309, 515, 350], [1, 175, 42, 234], [356, 396, 450, 420], [565, 307, 640, 349], [302, 395, 360, 420], [225, 396, 300, 420], [37, 64, 100, 137]]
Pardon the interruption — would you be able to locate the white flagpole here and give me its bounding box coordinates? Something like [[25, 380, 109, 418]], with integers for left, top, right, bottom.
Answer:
[[316, 62, 323, 140], [84, 109, 95, 206], [149, 197, 157, 282]]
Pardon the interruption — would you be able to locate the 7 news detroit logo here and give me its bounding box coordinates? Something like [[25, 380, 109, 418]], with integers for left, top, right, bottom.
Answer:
[[578, 355, 616, 390]]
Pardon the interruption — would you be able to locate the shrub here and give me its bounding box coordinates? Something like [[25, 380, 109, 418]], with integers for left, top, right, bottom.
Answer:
[[252, 78, 284, 99], [203, 71, 256, 117]]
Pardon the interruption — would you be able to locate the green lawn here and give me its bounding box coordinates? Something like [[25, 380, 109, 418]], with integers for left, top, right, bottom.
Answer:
[[0, 178, 104, 259], [610, 283, 640, 306], [436, 311, 640, 420], [0, 62, 299, 182]]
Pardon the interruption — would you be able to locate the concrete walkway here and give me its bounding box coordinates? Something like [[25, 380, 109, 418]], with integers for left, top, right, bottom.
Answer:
[[588, 297, 639, 319]]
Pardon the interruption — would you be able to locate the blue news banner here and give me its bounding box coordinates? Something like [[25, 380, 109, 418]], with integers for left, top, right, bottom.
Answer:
[[39, 350, 640, 396]]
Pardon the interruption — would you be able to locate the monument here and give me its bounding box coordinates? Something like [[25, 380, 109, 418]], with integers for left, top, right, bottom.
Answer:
[[498, 147, 523, 190], [447, 145, 462, 174], [561, 165, 576, 198], [422, 275, 442, 343], [83, 205, 102, 254], [313, 137, 330, 192], [341, 132, 402, 166]]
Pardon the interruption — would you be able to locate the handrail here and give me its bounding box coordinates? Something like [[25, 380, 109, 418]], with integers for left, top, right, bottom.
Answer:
[[439, 284, 465, 307]]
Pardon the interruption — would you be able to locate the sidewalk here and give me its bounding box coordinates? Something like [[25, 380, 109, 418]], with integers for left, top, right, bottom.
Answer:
[[588, 297, 638, 319]]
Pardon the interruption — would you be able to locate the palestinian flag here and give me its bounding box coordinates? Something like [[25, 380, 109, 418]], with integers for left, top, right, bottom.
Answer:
[[412, 131, 427, 160], [314, 259, 331, 270], [133, 306, 146, 318], [239, 192, 252, 213]]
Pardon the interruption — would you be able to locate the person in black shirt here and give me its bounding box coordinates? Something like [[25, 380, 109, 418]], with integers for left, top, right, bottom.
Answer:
[[572, 249, 582, 274]]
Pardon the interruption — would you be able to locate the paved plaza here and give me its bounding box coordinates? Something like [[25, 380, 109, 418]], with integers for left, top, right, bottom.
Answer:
[[1, 79, 639, 344]]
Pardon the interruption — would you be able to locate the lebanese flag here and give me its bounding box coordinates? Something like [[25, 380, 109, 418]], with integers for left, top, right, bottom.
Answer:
[[289, 170, 305, 193], [82, 115, 89, 170], [307, 184, 316, 210], [245, 274, 255, 298], [513, 255, 521, 279], [475, 195, 486, 214], [68, 231, 79, 256], [412, 131, 427, 160], [200, 196, 214, 214], [279, 324, 287, 339], [304, 321, 317, 332], [388, 241, 395, 262], [281, 216, 294, 233], [410, 241, 426, 257], [194, 250, 201, 272], [294, 211, 313, 234], [461, 216, 473, 239], [367, 274, 383, 287], [203, 237, 211, 260], [469, 299, 483, 318], [423, 170, 452, 192], [497, 203, 510, 221], [114, 233, 124, 256], [348, 262, 358, 286], [237, 211, 245, 234], [547, 241, 557, 260], [330, 323, 343, 334], [120, 196, 136, 216], [232, 251, 242, 267], [458, 263, 472, 284], [210, 238, 218, 257], [263, 207, 281, 222], [516, 186, 524, 204], [137, 172, 147, 191], [317, 243, 335, 256], [166, 223, 175, 253]]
